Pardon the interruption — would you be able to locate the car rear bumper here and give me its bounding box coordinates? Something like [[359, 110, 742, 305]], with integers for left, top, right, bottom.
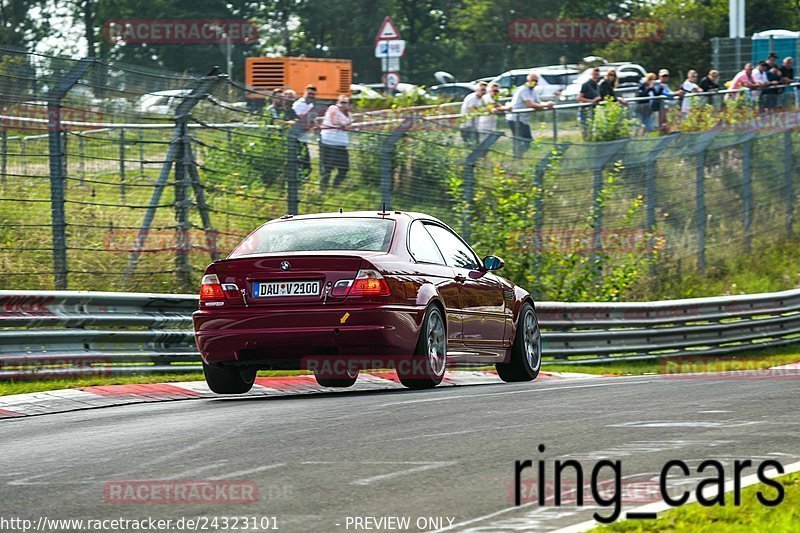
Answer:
[[193, 304, 425, 367]]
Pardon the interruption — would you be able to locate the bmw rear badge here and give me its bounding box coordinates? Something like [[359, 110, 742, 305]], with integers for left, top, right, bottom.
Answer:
[[280, 261, 291, 271]]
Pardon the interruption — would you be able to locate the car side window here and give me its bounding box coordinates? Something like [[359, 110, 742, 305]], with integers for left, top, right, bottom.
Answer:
[[423, 224, 480, 270], [408, 221, 446, 264]]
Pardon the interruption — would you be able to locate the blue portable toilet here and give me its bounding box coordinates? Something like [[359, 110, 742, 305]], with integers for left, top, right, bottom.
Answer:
[[752, 29, 799, 72]]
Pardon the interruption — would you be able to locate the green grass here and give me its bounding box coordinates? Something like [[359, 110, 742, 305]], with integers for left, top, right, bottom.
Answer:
[[601, 471, 800, 532]]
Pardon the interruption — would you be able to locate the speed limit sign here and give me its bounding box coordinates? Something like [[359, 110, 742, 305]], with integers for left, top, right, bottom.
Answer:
[[383, 71, 400, 91]]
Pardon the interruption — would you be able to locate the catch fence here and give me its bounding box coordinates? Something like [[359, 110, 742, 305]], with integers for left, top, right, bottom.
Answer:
[[1, 46, 799, 300]]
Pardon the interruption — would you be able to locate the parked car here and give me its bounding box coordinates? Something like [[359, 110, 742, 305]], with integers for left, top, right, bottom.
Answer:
[[559, 63, 646, 102], [350, 84, 384, 101], [490, 65, 580, 100], [428, 82, 476, 101], [193, 211, 542, 392], [136, 89, 192, 114]]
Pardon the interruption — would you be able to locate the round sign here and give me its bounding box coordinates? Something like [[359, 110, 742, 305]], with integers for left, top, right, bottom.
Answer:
[[383, 71, 401, 91]]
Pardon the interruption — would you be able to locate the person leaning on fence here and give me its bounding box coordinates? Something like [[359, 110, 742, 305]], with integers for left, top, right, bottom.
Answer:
[[728, 63, 755, 102], [751, 61, 776, 110], [459, 81, 487, 144], [266, 88, 286, 121], [290, 84, 319, 178], [319, 94, 352, 189], [780, 57, 796, 107], [636, 73, 658, 135], [577, 67, 602, 140], [505, 72, 554, 158], [598, 69, 626, 105], [477, 82, 507, 139], [680, 70, 702, 116], [654, 69, 681, 134]]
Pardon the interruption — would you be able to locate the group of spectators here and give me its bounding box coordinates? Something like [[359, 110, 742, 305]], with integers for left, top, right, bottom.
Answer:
[[266, 84, 352, 188]]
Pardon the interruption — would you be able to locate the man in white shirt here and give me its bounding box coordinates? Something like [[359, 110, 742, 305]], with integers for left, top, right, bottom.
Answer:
[[506, 72, 554, 157], [750, 61, 771, 103], [459, 82, 487, 143], [680, 70, 702, 115], [477, 82, 506, 139], [290, 84, 319, 177], [320, 95, 352, 188]]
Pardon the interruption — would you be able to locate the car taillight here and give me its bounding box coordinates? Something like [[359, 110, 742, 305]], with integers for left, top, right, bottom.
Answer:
[[200, 274, 225, 303], [348, 269, 390, 296]]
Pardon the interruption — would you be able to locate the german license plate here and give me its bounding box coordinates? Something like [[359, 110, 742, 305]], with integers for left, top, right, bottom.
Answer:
[[253, 280, 321, 298]]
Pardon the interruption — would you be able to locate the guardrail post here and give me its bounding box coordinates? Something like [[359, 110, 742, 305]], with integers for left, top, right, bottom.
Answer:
[[785, 131, 794, 238], [285, 123, 302, 214], [47, 57, 94, 290], [125, 67, 222, 281], [119, 128, 126, 202], [741, 138, 752, 253], [462, 131, 501, 242], [379, 120, 412, 211], [695, 150, 707, 273]]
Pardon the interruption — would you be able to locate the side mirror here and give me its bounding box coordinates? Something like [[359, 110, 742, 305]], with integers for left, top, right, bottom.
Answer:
[[482, 255, 505, 271]]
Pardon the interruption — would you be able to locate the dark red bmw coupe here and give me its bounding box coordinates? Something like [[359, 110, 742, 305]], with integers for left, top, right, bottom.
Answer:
[[193, 211, 542, 393]]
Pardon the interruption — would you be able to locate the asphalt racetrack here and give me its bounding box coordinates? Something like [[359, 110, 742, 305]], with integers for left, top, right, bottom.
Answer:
[[1, 373, 798, 532]]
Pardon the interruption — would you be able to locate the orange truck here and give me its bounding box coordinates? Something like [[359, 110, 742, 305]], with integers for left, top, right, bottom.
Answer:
[[245, 57, 352, 101]]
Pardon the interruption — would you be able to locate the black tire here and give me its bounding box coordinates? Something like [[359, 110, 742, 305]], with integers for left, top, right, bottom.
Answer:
[[314, 368, 359, 388], [203, 363, 256, 394], [398, 305, 447, 389], [496, 302, 541, 382]]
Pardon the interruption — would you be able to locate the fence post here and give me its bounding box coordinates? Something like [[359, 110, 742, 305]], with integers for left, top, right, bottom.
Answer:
[[785, 131, 794, 238], [78, 133, 85, 184], [462, 131, 501, 242], [1, 128, 6, 187], [695, 150, 707, 273], [119, 128, 126, 202], [139, 128, 145, 176], [379, 120, 412, 211], [125, 67, 222, 280], [20, 138, 26, 176], [47, 57, 93, 290], [174, 121, 191, 291], [551, 107, 558, 142], [741, 138, 752, 253], [186, 140, 219, 261], [285, 123, 302, 214]]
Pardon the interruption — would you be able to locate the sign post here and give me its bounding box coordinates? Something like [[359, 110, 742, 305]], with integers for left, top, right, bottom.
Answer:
[[376, 16, 403, 93]]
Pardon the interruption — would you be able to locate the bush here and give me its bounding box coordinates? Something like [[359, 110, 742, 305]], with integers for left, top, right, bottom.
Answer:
[[588, 98, 637, 142]]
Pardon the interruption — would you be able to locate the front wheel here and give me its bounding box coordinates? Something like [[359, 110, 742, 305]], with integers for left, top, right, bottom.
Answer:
[[398, 305, 447, 389], [496, 302, 541, 382], [203, 363, 256, 394]]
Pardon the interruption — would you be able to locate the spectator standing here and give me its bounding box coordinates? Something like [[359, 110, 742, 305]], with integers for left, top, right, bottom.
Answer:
[[652, 69, 680, 133], [729, 63, 756, 101], [751, 61, 774, 108], [319, 95, 352, 188], [680, 70, 702, 115], [598, 69, 626, 104], [699, 70, 720, 92], [477, 82, 506, 138], [780, 57, 796, 106], [765, 63, 783, 109], [266, 88, 286, 121], [459, 81, 487, 144], [290, 84, 319, 178], [577, 67, 602, 140], [281, 89, 298, 120], [505, 72, 554, 158], [636, 73, 658, 135]]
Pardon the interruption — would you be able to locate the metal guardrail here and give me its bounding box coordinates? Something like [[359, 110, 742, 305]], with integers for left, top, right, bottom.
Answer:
[[2, 288, 799, 378]]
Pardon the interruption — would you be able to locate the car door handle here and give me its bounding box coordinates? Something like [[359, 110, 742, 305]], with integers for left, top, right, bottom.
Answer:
[[454, 274, 467, 283]]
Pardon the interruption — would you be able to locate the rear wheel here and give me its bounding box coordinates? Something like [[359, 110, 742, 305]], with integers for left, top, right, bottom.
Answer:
[[398, 305, 447, 389], [314, 368, 359, 388], [496, 302, 541, 382], [203, 363, 256, 394]]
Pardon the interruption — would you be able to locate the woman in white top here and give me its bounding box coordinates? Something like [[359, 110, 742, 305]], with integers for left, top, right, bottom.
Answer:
[[680, 70, 702, 115], [477, 82, 507, 138]]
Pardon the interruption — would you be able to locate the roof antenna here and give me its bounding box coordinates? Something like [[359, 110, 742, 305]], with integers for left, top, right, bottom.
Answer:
[[379, 202, 389, 215]]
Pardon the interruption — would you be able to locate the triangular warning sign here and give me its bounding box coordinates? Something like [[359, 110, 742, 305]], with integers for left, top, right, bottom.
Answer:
[[376, 16, 401, 40]]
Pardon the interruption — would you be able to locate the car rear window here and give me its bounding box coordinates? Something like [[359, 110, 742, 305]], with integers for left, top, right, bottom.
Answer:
[[229, 218, 395, 257]]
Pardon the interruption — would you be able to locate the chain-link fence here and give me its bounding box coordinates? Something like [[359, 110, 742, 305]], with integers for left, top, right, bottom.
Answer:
[[1, 46, 799, 299]]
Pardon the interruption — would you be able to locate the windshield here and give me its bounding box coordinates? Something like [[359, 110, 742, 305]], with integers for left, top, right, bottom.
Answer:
[[229, 218, 395, 257]]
